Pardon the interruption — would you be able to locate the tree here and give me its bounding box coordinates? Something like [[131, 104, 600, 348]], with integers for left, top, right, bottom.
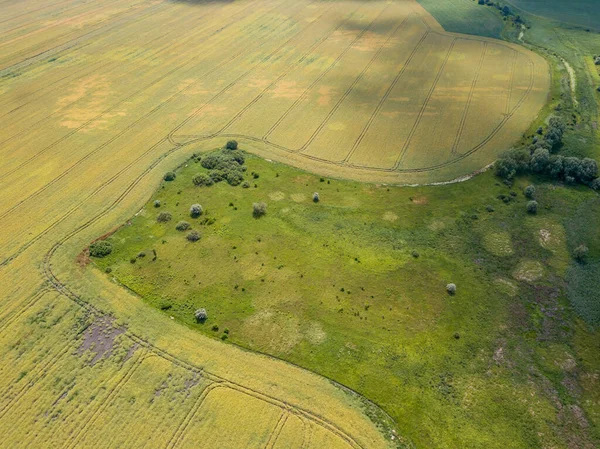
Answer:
[[573, 244, 589, 263], [253, 202, 267, 218], [526, 200, 538, 214], [164, 172, 176, 181], [524, 185, 536, 199], [192, 174, 214, 187], [495, 157, 517, 180], [195, 308, 207, 322], [157, 211, 172, 223], [190, 204, 203, 218], [153, 200, 161, 208], [530, 148, 550, 173], [225, 140, 238, 150], [89, 241, 112, 258], [186, 230, 201, 242], [175, 221, 191, 231]]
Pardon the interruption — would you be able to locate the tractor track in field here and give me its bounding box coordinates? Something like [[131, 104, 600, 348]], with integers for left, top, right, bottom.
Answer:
[[0, 0, 162, 73], [0, 0, 255, 147], [0, 0, 280, 184], [394, 37, 457, 168]]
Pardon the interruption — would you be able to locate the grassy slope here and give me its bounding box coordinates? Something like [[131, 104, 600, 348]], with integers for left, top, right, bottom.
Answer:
[[416, 0, 504, 38], [95, 152, 599, 448], [505, 0, 600, 29]]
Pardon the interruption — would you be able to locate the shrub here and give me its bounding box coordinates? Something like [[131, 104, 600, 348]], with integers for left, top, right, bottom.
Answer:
[[89, 241, 112, 258], [591, 178, 600, 191], [573, 244, 589, 263], [530, 148, 550, 173], [195, 308, 207, 322], [526, 200, 538, 214], [212, 324, 219, 331], [486, 205, 495, 213], [411, 250, 420, 258], [192, 174, 214, 187], [157, 211, 172, 223], [137, 251, 146, 258], [495, 156, 517, 180], [153, 200, 161, 208], [186, 230, 201, 242], [164, 172, 176, 181], [252, 202, 267, 218], [252, 172, 260, 179], [175, 221, 191, 231], [313, 192, 319, 203], [225, 140, 238, 150], [190, 204, 203, 218], [201, 154, 222, 170], [524, 185, 536, 199], [446, 283, 456, 295], [226, 170, 244, 186], [242, 181, 250, 188]]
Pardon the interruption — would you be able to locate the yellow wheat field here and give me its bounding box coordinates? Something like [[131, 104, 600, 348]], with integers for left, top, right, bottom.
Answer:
[[0, 0, 549, 447]]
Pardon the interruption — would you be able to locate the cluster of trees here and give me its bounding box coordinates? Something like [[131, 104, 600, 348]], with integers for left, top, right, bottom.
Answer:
[[477, 1, 522, 24], [192, 147, 246, 187], [496, 118, 599, 189]]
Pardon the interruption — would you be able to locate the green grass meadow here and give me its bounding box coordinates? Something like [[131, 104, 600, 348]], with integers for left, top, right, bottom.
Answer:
[[94, 150, 599, 448]]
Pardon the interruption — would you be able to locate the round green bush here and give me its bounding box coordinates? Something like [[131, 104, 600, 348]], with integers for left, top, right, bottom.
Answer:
[[157, 211, 172, 223], [163, 172, 176, 181], [176, 221, 191, 231], [89, 241, 112, 258], [187, 230, 201, 242], [526, 200, 538, 214]]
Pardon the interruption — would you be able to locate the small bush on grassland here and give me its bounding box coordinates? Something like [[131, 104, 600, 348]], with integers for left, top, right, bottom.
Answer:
[[573, 244, 589, 263], [157, 211, 172, 223], [187, 230, 201, 242], [313, 192, 320, 203], [242, 181, 250, 188], [253, 202, 267, 218], [192, 174, 214, 187], [175, 221, 190, 231], [89, 241, 112, 258], [527, 200, 538, 214], [195, 308, 207, 322], [226, 170, 244, 186], [524, 185, 535, 199], [190, 204, 203, 217], [153, 200, 161, 208], [225, 140, 238, 150], [163, 172, 176, 181], [446, 283, 456, 295]]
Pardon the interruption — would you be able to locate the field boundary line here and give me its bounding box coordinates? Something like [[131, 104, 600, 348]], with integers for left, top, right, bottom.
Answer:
[[342, 19, 429, 163], [451, 41, 488, 156], [260, 2, 392, 146], [394, 37, 457, 169]]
